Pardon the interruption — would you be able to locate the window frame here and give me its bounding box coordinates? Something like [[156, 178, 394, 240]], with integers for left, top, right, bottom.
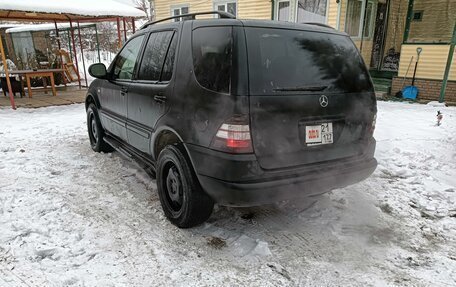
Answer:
[[295, 0, 329, 24], [213, 0, 237, 17], [109, 34, 146, 82], [135, 29, 178, 84], [171, 4, 190, 22], [275, 0, 292, 22], [412, 10, 423, 22], [344, 0, 377, 40]]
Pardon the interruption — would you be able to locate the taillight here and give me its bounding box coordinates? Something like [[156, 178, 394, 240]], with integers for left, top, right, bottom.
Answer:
[[211, 115, 253, 153], [371, 114, 377, 134]]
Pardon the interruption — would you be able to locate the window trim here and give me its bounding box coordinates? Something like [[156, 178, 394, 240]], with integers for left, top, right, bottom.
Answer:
[[213, 0, 237, 17], [135, 29, 178, 84], [294, 0, 330, 24], [344, 0, 377, 40], [170, 4, 190, 22], [275, 0, 292, 22], [412, 10, 423, 22], [110, 34, 146, 82]]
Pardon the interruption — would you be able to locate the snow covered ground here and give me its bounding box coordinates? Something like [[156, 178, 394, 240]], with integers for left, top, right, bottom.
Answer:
[[0, 101, 455, 286]]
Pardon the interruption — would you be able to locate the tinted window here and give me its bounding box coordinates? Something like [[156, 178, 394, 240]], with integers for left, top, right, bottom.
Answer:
[[112, 35, 144, 80], [245, 28, 372, 94], [192, 27, 232, 93], [138, 31, 174, 81], [161, 33, 177, 81]]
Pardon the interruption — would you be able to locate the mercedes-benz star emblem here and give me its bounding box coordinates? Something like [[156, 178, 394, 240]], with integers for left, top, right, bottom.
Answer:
[[319, 95, 329, 107]]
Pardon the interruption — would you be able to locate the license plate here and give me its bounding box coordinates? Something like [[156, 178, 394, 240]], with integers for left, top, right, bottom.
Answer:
[[305, 123, 333, 146]]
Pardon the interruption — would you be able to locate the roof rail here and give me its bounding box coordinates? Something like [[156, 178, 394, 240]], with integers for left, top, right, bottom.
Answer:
[[303, 22, 334, 29], [140, 11, 236, 30]]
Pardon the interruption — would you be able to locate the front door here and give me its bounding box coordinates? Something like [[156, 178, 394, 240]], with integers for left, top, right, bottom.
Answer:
[[127, 30, 177, 154], [99, 34, 145, 142]]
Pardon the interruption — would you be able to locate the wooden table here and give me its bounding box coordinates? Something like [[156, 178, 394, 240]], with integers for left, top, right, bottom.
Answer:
[[9, 69, 65, 98]]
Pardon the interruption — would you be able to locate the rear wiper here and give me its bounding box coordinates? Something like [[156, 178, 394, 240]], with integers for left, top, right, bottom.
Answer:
[[273, 85, 328, 92]]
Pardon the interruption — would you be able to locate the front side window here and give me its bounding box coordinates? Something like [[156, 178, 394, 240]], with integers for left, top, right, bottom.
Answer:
[[172, 6, 190, 22], [112, 35, 144, 80], [345, 0, 375, 38], [137, 31, 174, 82], [277, 1, 290, 21], [297, 0, 327, 24], [214, 1, 237, 16], [192, 27, 232, 93]]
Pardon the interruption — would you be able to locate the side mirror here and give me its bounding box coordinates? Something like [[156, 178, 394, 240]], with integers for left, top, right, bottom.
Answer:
[[88, 63, 107, 79]]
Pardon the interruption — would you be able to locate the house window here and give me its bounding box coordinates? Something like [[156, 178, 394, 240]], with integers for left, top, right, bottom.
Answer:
[[345, 0, 376, 38], [277, 1, 291, 21], [171, 6, 190, 22], [214, 1, 237, 17], [412, 11, 423, 21], [297, 0, 327, 24]]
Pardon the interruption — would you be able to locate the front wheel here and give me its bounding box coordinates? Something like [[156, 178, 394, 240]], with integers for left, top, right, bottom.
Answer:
[[87, 104, 113, 153], [157, 145, 214, 228]]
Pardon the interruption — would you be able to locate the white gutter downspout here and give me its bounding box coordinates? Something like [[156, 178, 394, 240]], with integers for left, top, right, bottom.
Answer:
[[336, 0, 342, 31]]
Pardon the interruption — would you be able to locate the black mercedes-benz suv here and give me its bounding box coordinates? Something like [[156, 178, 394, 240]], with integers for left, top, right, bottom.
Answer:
[[86, 11, 377, 228]]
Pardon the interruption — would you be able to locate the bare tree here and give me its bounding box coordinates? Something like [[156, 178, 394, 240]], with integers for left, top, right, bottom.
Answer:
[[134, 0, 152, 20]]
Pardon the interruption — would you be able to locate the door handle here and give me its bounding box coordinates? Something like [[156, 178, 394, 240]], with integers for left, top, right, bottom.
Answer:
[[120, 86, 128, 96], [153, 94, 167, 103]]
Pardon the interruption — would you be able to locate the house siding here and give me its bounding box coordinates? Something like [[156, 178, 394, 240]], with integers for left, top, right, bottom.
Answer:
[[353, 39, 374, 67], [326, 0, 338, 28], [154, 0, 272, 21], [382, 0, 407, 59], [407, 0, 456, 43], [155, 0, 212, 21], [238, 0, 271, 19], [398, 44, 456, 81], [339, 0, 347, 31]]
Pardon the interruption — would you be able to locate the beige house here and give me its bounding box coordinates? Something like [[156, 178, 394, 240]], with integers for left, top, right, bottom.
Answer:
[[153, 0, 456, 102]]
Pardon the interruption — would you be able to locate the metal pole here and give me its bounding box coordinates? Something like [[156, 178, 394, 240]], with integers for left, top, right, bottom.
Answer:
[[116, 17, 122, 48], [439, 22, 456, 103], [67, 30, 72, 59], [122, 17, 127, 41], [0, 36, 15, 109], [77, 21, 88, 88], [94, 24, 101, 63], [403, 0, 415, 43], [69, 20, 81, 89], [132, 18, 136, 34], [54, 21, 66, 84]]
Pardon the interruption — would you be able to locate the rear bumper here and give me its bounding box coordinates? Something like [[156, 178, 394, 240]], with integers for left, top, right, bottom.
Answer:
[[186, 140, 377, 206]]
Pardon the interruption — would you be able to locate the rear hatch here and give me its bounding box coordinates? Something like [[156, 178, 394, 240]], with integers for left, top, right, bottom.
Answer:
[[244, 27, 376, 170]]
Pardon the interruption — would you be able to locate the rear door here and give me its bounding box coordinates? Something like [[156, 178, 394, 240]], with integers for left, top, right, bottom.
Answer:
[[99, 35, 145, 142], [126, 30, 177, 153], [244, 27, 376, 170]]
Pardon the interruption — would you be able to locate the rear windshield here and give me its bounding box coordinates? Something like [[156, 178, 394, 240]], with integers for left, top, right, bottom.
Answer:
[[245, 27, 372, 95]]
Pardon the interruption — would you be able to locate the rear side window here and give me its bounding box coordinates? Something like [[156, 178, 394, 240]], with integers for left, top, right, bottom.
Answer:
[[245, 28, 372, 94], [161, 34, 177, 81], [138, 31, 175, 81], [192, 27, 232, 93]]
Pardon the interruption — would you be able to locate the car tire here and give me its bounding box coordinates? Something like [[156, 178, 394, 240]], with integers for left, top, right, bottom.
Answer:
[[157, 144, 214, 228], [87, 104, 113, 153]]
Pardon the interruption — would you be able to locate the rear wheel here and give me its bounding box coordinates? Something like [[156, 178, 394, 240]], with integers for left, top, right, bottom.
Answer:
[[157, 145, 214, 228], [87, 104, 113, 153]]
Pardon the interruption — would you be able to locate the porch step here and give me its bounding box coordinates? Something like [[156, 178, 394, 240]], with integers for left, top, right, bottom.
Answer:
[[372, 77, 392, 94]]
